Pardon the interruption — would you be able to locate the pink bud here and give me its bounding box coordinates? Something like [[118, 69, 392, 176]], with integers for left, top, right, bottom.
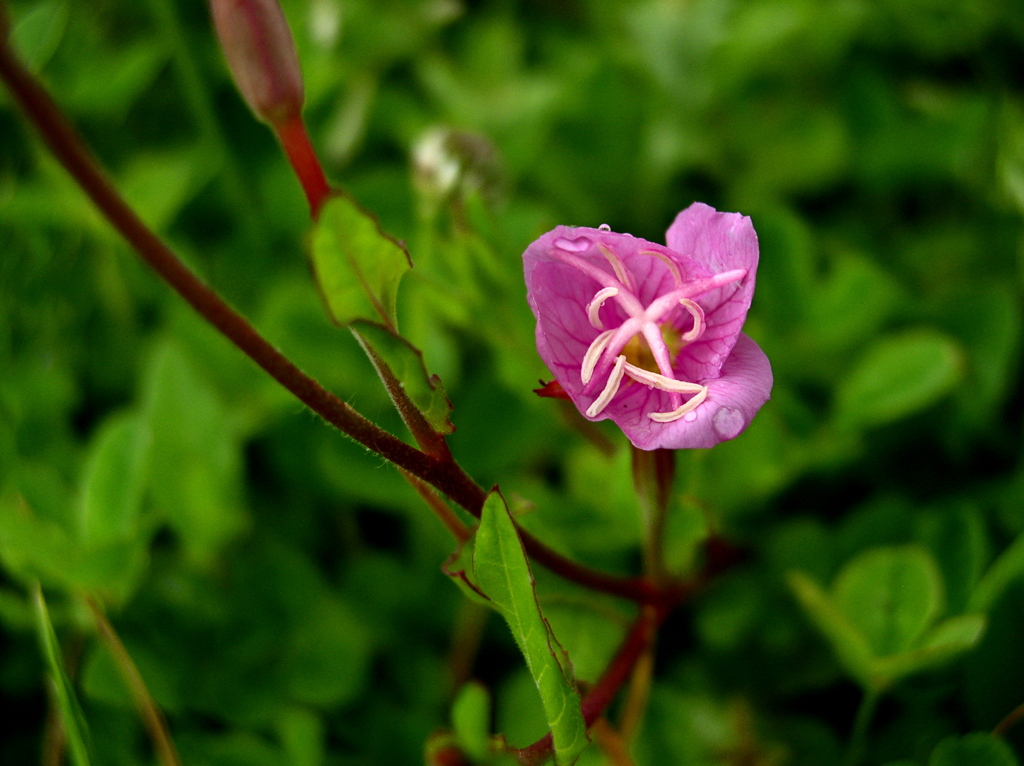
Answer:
[[210, 0, 304, 126]]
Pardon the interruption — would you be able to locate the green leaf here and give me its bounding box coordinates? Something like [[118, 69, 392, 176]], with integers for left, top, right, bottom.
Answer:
[[834, 329, 963, 429], [282, 594, 371, 707], [452, 681, 491, 761], [473, 492, 589, 765], [310, 194, 411, 328], [833, 545, 944, 658], [929, 733, 1020, 766], [970, 531, 1024, 613], [787, 570, 875, 687], [807, 253, 901, 353], [32, 583, 92, 766], [77, 411, 151, 547], [350, 319, 454, 439], [872, 614, 986, 683], [143, 340, 247, 566], [10, 0, 68, 72]]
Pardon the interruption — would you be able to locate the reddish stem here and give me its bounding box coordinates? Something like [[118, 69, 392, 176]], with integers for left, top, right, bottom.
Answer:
[[274, 112, 331, 218], [0, 32, 660, 605]]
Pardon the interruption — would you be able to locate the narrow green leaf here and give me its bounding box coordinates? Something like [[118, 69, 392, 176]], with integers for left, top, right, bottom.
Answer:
[[834, 329, 963, 429], [473, 492, 589, 765], [310, 194, 411, 329], [833, 545, 944, 658], [77, 411, 151, 546], [787, 571, 875, 688], [929, 733, 1020, 766], [32, 583, 92, 766], [970, 531, 1024, 613], [350, 319, 454, 440], [452, 681, 491, 761]]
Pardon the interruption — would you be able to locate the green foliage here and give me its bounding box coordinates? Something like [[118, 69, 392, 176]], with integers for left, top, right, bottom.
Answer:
[[2, 0, 1023, 763], [462, 493, 589, 764], [790, 546, 986, 692], [310, 193, 411, 329], [929, 734, 1020, 766]]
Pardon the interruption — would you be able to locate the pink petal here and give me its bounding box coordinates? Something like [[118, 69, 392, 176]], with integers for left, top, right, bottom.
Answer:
[[625, 334, 773, 450], [666, 203, 760, 381]]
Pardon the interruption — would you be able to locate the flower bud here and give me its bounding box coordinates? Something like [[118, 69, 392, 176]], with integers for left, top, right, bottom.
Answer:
[[210, 0, 304, 126]]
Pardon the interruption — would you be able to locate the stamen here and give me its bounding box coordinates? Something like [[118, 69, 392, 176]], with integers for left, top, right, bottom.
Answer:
[[648, 386, 709, 422], [642, 268, 747, 324], [586, 355, 627, 418], [679, 299, 705, 343], [598, 244, 635, 292], [623, 362, 705, 394], [586, 287, 619, 329], [581, 329, 616, 384], [548, 250, 645, 317], [640, 250, 683, 287]]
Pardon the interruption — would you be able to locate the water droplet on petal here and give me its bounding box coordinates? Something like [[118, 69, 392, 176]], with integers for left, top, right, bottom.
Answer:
[[598, 223, 611, 231], [683, 411, 698, 422], [554, 236, 591, 252], [712, 407, 745, 440]]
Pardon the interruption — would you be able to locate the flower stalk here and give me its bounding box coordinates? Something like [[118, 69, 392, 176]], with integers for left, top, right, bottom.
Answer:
[[209, 0, 331, 217]]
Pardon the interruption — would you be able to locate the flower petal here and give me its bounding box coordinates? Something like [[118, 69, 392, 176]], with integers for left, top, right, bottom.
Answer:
[[666, 203, 760, 382], [624, 333, 773, 450]]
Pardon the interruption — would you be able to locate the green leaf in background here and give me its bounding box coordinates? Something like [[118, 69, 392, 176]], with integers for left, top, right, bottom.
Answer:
[[791, 546, 984, 691], [77, 411, 150, 547], [833, 545, 944, 658], [806, 252, 901, 353], [32, 583, 92, 766], [473, 492, 589, 765], [873, 613, 986, 682], [834, 329, 963, 429], [787, 570, 875, 687], [10, 0, 68, 72], [143, 340, 246, 567], [350, 319, 454, 438], [928, 733, 1020, 766], [970, 531, 1024, 614], [452, 680, 491, 761], [310, 194, 411, 329]]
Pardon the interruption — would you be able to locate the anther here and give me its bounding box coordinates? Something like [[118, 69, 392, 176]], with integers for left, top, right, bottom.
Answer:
[[586, 287, 619, 329], [586, 355, 627, 417], [598, 244, 635, 292], [679, 299, 705, 343], [648, 386, 709, 422], [581, 329, 616, 384], [640, 250, 683, 287], [623, 363, 705, 394]]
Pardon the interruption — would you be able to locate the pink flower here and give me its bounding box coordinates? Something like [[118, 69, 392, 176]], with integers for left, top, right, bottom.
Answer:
[[524, 203, 772, 450]]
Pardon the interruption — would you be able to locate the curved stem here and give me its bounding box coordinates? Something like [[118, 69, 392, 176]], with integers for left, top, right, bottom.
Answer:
[[85, 596, 181, 766], [0, 29, 655, 604], [844, 688, 880, 766]]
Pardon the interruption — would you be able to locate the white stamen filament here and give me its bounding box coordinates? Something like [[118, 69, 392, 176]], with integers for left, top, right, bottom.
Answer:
[[598, 244, 635, 292], [623, 362, 705, 394], [581, 329, 616, 384], [648, 386, 709, 422], [586, 287, 620, 329], [679, 299, 705, 343], [640, 250, 683, 287], [586, 355, 627, 417]]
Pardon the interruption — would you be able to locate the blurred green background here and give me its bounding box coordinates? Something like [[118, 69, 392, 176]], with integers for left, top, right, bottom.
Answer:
[[1, 0, 1023, 763]]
